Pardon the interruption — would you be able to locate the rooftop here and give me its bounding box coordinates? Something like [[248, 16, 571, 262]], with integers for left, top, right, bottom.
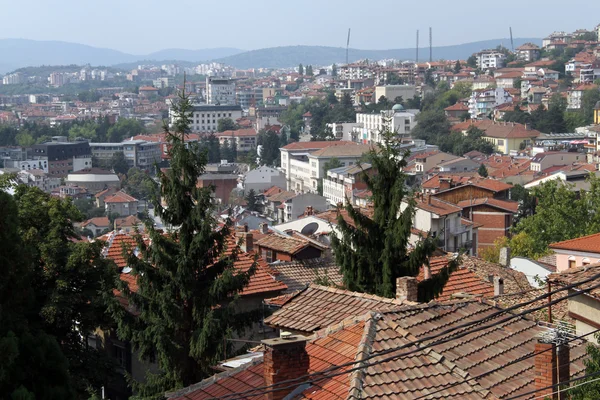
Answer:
[[549, 232, 600, 254], [269, 258, 343, 293]]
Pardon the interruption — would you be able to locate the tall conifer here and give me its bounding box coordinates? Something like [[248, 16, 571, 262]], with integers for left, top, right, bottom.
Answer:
[[109, 86, 258, 398], [331, 120, 458, 300]]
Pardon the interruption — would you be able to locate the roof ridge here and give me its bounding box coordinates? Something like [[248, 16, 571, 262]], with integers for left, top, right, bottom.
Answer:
[[549, 232, 600, 248], [347, 312, 380, 399], [307, 283, 404, 304]]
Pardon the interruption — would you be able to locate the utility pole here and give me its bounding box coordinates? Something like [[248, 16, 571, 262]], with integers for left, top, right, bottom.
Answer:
[[416, 30, 419, 63], [346, 28, 351, 65], [429, 27, 433, 62]]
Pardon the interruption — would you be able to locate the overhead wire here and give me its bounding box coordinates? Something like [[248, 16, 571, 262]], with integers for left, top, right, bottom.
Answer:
[[503, 369, 600, 400], [209, 274, 600, 400]]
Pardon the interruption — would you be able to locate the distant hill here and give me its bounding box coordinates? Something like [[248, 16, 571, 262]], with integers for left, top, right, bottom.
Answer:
[[0, 38, 543, 74], [214, 38, 543, 69], [0, 39, 244, 73]]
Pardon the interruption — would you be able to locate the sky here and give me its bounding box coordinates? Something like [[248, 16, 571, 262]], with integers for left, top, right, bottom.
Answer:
[[1, 0, 598, 54]]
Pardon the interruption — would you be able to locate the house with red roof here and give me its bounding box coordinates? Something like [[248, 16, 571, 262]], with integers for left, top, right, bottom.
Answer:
[[549, 232, 600, 272], [104, 190, 139, 216], [444, 102, 469, 118]]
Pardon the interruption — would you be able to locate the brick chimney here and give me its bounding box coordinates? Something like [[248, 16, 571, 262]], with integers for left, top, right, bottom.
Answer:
[[535, 340, 557, 400], [493, 276, 504, 296], [237, 232, 253, 253], [423, 264, 431, 280], [262, 335, 309, 400], [396, 277, 418, 302], [557, 342, 570, 393], [259, 223, 269, 234]]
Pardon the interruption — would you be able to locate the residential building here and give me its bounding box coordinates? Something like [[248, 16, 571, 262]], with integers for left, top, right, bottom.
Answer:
[[568, 83, 598, 109], [530, 152, 587, 172], [79, 217, 111, 237], [89, 140, 161, 170], [436, 157, 481, 173], [243, 166, 286, 193], [15, 169, 61, 193], [322, 163, 371, 206], [326, 122, 361, 141], [338, 63, 373, 80], [254, 232, 326, 262], [66, 168, 120, 192], [278, 194, 328, 223], [480, 122, 540, 154], [104, 191, 139, 217], [178, 104, 243, 133], [468, 87, 513, 119], [516, 43, 541, 62], [549, 264, 600, 343], [549, 232, 600, 271], [206, 76, 235, 105], [353, 105, 417, 144], [444, 102, 470, 118], [152, 77, 174, 89], [235, 88, 263, 109], [173, 289, 587, 400], [268, 259, 343, 293], [197, 172, 238, 205], [214, 128, 257, 152], [404, 194, 476, 254], [407, 150, 459, 175], [475, 50, 507, 70]]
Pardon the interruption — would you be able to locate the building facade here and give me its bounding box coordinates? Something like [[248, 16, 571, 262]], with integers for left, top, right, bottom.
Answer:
[[206, 76, 236, 105]]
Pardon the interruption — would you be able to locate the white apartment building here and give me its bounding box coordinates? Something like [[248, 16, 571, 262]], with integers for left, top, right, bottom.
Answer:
[[326, 122, 361, 141], [2, 72, 25, 85], [339, 64, 373, 80], [374, 85, 417, 102], [468, 88, 513, 119], [280, 141, 372, 193], [322, 163, 370, 206], [214, 128, 258, 152], [353, 105, 417, 144], [476, 50, 507, 70], [170, 104, 243, 133], [206, 76, 236, 105]]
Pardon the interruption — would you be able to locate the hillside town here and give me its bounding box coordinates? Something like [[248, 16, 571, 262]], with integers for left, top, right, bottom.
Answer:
[[3, 21, 600, 400]]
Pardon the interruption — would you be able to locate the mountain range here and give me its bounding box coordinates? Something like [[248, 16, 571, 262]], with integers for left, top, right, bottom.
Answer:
[[0, 38, 543, 74]]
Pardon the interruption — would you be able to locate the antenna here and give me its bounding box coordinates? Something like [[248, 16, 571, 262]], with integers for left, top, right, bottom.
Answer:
[[429, 27, 433, 62], [509, 27, 515, 51], [346, 28, 351, 65], [416, 30, 419, 63]]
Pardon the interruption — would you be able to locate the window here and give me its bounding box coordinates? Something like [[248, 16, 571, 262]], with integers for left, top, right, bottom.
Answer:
[[568, 259, 576, 269], [266, 250, 273, 263], [113, 344, 126, 368]]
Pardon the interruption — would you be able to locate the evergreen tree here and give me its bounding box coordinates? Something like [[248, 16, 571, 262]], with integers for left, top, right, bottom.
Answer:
[[478, 164, 488, 177], [298, 63, 304, 76], [454, 60, 461, 73], [331, 120, 459, 300], [245, 189, 258, 211], [331, 63, 337, 77], [107, 86, 259, 398]]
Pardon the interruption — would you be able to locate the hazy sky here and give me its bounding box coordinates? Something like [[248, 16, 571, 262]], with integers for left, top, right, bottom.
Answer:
[[1, 0, 598, 54]]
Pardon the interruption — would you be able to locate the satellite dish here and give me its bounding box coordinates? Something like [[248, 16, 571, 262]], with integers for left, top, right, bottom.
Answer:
[[122, 267, 132, 274], [300, 222, 319, 236]]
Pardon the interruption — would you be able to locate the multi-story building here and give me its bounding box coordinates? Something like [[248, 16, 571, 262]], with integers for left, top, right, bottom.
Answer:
[[30, 137, 92, 177], [214, 128, 258, 152], [2, 72, 25, 85], [516, 43, 541, 62], [475, 50, 507, 70], [280, 141, 372, 193], [176, 104, 243, 133], [326, 122, 361, 141], [16, 169, 61, 193], [89, 140, 161, 170], [353, 104, 417, 144], [206, 76, 235, 105], [568, 83, 598, 109], [152, 77, 175, 89], [49, 72, 69, 87], [322, 163, 371, 206], [339, 63, 373, 80], [236, 89, 263, 109], [468, 88, 513, 119]]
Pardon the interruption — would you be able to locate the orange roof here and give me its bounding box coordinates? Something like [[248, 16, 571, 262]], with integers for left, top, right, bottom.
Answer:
[[549, 232, 600, 254], [214, 128, 257, 138], [255, 233, 323, 255], [457, 197, 519, 213], [81, 216, 110, 228], [105, 191, 138, 203], [470, 178, 513, 192], [414, 196, 462, 216], [444, 102, 469, 111]]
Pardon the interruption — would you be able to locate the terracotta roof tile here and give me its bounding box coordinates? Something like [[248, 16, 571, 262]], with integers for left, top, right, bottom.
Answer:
[[549, 232, 600, 254], [268, 259, 343, 293], [549, 262, 600, 300], [104, 190, 138, 203], [457, 197, 519, 213], [281, 141, 352, 151]]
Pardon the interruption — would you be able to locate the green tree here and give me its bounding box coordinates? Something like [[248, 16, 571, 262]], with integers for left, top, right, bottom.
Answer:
[[217, 118, 237, 132], [107, 118, 146, 143], [411, 110, 451, 143], [453, 60, 461, 73], [199, 133, 221, 163], [124, 167, 158, 200], [107, 85, 260, 397], [298, 63, 304, 76], [571, 333, 600, 399], [13, 185, 118, 397], [582, 88, 600, 124], [377, 95, 391, 109], [331, 63, 337, 77], [510, 184, 536, 226], [258, 130, 281, 167], [478, 164, 488, 177], [68, 122, 97, 141], [15, 130, 35, 146], [245, 189, 258, 211], [331, 120, 458, 299], [326, 91, 338, 105], [467, 55, 477, 68], [78, 90, 101, 103], [110, 151, 129, 175], [306, 65, 314, 76], [73, 197, 105, 219]]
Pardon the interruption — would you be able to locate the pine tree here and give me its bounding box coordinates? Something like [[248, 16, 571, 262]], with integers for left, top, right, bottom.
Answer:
[[298, 63, 304, 76], [245, 189, 258, 212], [330, 120, 459, 300], [478, 164, 489, 178], [331, 63, 337, 77], [108, 86, 259, 397]]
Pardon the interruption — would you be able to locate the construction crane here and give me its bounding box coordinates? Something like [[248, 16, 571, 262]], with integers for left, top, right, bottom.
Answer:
[[346, 28, 351, 65], [510, 27, 515, 51]]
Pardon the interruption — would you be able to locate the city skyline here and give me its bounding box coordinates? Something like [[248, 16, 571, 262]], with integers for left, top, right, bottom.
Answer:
[[1, 0, 598, 54]]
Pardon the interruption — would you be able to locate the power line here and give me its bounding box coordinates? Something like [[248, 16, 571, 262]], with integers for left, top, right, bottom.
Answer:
[[504, 369, 600, 400], [529, 376, 600, 400], [413, 326, 600, 400], [210, 276, 600, 400]]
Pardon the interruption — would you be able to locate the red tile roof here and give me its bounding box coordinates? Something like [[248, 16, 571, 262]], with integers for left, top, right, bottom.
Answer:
[[255, 233, 324, 255], [104, 191, 138, 203], [414, 196, 462, 216], [444, 102, 469, 111], [268, 258, 343, 293], [457, 197, 519, 213], [281, 141, 352, 151], [81, 216, 110, 228], [549, 232, 600, 254]]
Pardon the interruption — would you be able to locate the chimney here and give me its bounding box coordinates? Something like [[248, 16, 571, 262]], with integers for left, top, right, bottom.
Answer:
[[535, 339, 557, 400], [423, 264, 431, 280], [493, 276, 504, 296], [262, 335, 309, 400], [259, 223, 269, 234], [396, 277, 418, 302], [237, 232, 253, 253], [499, 247, 511, 267]]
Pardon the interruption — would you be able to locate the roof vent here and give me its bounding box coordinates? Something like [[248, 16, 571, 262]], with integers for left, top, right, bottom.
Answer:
[[122, 267, 132, 274]]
